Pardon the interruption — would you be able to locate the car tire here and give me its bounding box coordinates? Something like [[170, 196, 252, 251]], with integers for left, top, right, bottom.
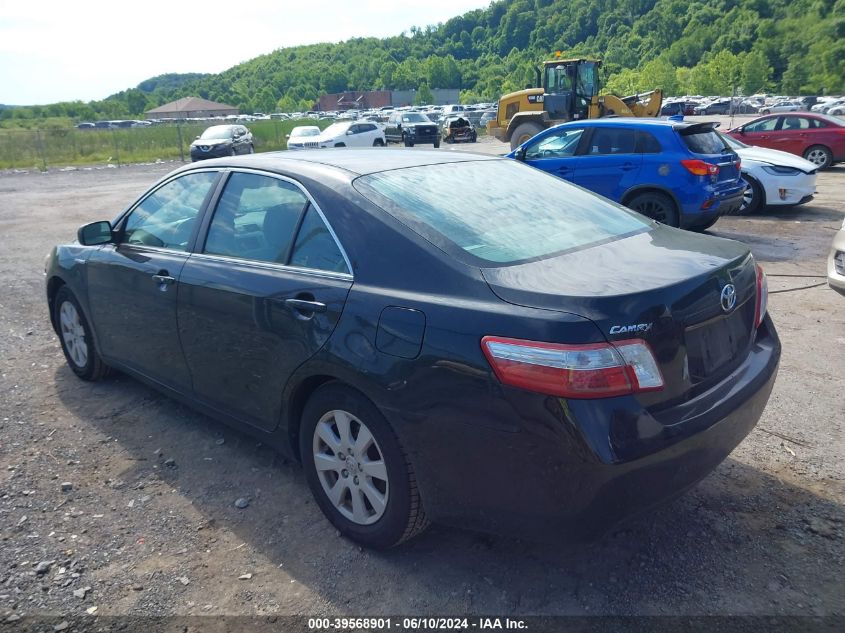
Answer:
[[229, 148, 236, 156], [471, 132, 477, 143], [248, 144, 255, 154], [445, 135, 454, 144], [692, 217, 719, 232], [737, 176, 765, 214], [626, 191, 679, 227], [300, 383, 430, 549], [803, 145, 833, 170], [403, 134, 413, 148], [510, 121, 544, 151], [433, 138, 440, 148], [54, 286, 109, 381], [762, 109, 771, 115], [373, 139, 385, 147]]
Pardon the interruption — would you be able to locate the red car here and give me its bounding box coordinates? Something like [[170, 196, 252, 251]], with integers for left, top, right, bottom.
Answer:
[[727, 112, 845, 170]]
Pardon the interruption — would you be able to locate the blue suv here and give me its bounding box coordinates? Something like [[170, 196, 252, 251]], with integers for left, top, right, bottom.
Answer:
[[507, 118, 746, 231]]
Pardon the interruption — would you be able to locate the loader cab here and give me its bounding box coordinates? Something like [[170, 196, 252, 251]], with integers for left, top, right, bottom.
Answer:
[[543, 59, 600, 121]]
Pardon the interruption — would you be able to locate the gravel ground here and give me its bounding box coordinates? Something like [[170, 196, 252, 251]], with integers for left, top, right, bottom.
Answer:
[[0, 140, 843, 621]]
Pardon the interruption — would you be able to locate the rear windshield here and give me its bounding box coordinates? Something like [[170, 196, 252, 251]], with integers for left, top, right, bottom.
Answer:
[[681, 129, 729, 154], [354, 160, 649, 265]]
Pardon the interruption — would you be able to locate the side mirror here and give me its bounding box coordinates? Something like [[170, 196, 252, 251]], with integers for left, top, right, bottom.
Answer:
[[515, 147, 527, 162], [78, 221, 113, 246], [195, 136, 200, 140], [737, 127, 745, 135], [346, 130, 354, 135], [285, 134, 290, 139]]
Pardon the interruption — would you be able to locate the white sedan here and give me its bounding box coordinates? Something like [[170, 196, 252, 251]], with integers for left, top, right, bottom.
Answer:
[[722, 134, 818, 214], [310, 121, 386, 148]]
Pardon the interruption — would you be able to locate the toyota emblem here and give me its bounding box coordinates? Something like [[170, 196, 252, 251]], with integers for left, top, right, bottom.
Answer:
[[720, 283, 737, 312]]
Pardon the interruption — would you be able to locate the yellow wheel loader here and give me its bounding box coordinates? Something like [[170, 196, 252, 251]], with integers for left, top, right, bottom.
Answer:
[[487, 58, 663, 150]]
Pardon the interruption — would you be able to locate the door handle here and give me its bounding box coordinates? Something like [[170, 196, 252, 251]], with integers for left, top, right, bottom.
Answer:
[[152, 271, 175, 285], [284, 298, 327, 313]]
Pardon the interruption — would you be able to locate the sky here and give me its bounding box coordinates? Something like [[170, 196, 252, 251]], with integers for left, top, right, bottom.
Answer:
[[0, 0, 490, 105]]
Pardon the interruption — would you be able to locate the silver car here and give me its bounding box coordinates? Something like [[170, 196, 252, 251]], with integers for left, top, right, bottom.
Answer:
[[829, 217, 845, 296]]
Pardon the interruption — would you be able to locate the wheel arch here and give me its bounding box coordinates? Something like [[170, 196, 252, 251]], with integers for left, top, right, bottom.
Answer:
[[621, 185, 682, 213], [46, 275, 67, 334]]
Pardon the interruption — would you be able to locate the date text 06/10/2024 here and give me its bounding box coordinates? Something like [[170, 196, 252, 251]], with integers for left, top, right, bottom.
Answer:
[[307, 617, 528, 630]]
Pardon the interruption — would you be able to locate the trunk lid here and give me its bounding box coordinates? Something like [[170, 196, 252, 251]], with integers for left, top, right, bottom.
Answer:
[[481, 227, 758, 408], [678, 122, 742, 184]]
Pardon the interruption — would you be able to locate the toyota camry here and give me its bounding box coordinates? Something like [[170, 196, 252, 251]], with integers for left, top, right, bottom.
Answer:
[[45, 150, 780, 548]]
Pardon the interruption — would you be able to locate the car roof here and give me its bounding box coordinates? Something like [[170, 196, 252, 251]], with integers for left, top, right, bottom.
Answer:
[[551, 117, 713, 133], [185, 149, 499, 177]]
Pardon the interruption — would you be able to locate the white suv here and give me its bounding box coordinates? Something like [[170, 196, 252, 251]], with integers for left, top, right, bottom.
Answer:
[[313, 121, 386, 148]]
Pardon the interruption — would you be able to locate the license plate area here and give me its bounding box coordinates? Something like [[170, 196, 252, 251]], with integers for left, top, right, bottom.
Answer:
[[685, 302, 753, 381]]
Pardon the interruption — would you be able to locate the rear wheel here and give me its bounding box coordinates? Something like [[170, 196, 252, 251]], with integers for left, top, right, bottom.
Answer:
[[737, 176, 765, 214], [372, 138, 385, 147], [54, 287, 109, 381], [403, 134, 414, 148], [509, 121, 544, 151], [626, 191, 679, 227], [301, 384, 429, 549], [803, 145, 833, 169]]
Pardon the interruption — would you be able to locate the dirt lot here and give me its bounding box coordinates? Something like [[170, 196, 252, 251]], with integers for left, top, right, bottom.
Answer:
[[0, 140, 844, 621]]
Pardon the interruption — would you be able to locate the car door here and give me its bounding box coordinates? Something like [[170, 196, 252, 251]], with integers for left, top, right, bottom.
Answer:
[[739, 116, 781, 150], [773, 115, 815, 156], [385, 114, 399, 142], [86, 170, 221, 392], [521, 126, 586, 182], [177, 171, 353, 431], [346, 124, 369, 147], [572, 127, 643, 201]]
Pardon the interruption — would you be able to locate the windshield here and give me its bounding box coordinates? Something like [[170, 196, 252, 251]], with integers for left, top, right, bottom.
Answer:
[[320, 122, 352, 136], [290, 126, 320, 138], [200, 126, 234, 140], [401, 113, 431, 123], [354, 160, 649, 265], [721, 133, 748, 149]]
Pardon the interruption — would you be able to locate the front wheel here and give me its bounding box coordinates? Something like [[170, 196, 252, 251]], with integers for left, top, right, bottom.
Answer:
[[737, 176, 764, 214], [803, 145, 833, 169], [433, 138, 440, 148], [373, 138, 385, 147], [54, 287, 109, 381], [248, 144, 255, 154], [301, 384, 429, 549], [626, 191, 679, 227], [403, 134, 414, 148]]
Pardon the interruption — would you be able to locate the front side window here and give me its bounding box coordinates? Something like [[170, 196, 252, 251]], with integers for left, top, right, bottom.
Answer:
[[122, 171, 218, 250], [744, 118, 779, 133], [355, 160, 649, 265], [525, 128, 584, 159], [204, 172, 308, 264]]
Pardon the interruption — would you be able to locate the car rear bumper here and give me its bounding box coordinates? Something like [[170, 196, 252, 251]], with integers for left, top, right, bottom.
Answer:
[[394, 318, 780, 541]]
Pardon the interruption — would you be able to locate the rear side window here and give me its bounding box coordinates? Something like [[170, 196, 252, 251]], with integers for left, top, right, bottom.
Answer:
[[354, 160, 649, 265], [289, 207, 350, 274], [586, 128, 637, 155], [681, 129, 728, 155], [204, 172, 308, 264], [637, 131, 662, 153]]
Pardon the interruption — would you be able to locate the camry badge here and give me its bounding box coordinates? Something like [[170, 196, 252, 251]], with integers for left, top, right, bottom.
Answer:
[[721, 284, 737, 312], [609, 323, 653, 335]]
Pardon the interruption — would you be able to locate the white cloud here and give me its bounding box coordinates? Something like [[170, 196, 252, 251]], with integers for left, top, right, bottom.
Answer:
[[0, 0, 489, 104]]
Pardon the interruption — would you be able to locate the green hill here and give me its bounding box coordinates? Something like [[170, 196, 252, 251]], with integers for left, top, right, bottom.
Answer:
[[4, 0, 844, 123]]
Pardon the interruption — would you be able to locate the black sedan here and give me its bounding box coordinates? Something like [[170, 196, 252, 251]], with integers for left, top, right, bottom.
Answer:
[[190, 124, 254, 161], [46, 150, 780, 549]]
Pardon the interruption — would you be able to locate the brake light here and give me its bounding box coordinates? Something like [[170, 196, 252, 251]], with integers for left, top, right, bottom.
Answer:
[[481, 336, 664, 399], [681, 159, 719, 176], [754, 264, 768, 328]]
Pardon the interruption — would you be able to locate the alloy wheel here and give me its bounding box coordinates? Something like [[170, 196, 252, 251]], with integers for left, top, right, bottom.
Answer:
[[805, 148, 829, 167], [312, 409, 389, 525], [59, 301, 88, 368], [741, 185, 754, 211]]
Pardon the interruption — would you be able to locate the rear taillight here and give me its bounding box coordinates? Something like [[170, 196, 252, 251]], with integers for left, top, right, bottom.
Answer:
[[754, 264, 768, 328], [681, 159, 719, 176], [481, 336, 664, 399]]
